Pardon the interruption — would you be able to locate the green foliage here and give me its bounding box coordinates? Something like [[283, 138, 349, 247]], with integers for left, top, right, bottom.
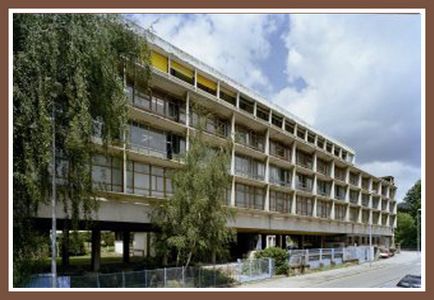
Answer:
[[395, 212, 417, 248], [255, 247, 288, 275], [13, 14, 150, 286], [152, 127, 235, 268], [396, 180, 421, 249]]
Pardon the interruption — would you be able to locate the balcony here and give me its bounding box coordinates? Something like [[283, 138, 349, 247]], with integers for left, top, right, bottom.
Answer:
[[361, 194, 369, 207], [296, 151, 313, 170], [269, 140, 291, 161], [349, 173, 359, 186], [349, 191, 359, 204], [334, 167, 346, 182], [317, 160, 330, 176], [296, 179, 313, 192], [235, 127, 265, 153], [234, 155, 265, 181]]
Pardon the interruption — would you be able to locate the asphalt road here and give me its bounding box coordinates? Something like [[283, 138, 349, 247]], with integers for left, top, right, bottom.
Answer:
[[240, 251, 422, 288]]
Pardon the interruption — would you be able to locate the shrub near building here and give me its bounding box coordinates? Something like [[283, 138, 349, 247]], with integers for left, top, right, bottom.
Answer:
[[255, 247, 288, 275]]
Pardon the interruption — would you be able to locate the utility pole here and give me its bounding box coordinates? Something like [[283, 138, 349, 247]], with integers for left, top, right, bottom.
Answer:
[[51, 101, 57, 288], [369, 223, 372, 266]]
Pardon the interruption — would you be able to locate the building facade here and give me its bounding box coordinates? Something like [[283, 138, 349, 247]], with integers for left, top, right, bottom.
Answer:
[[37, 28, 397, 265]]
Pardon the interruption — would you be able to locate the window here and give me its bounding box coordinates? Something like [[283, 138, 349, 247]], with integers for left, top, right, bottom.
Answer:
[[197, 74, 217, 95], [235, 125, 265, 152], [235, 183, 265, 210], [269, 140, 291, 161], [317, 137, 325, 149], [285, 121, 295, 135], [335, 204, 346, 221], [170, 60, 194, 84], [362, 177, 370, 190], [326, 142, 333, 153], [362, 193, 369, 207], [362, 210, 370, 223], [350, 190, 359, 204], [270, 190, 291, 213], [317, 180, 331, 197], [220, 88, 236, 106], [271, 114, 283, 128], [92, 154, 123, 192], [297, 127, 306, 139], [234, 155, 265, 180], [389, 215, 395, 227], [350, 207, 359, 222], [334, 146, 341, 157], [269, 165, 291, 187], [126, 160, 173, 197], [335, 185, 346, 200], [372, 212, 380, 224], [239, 97, 254, 114], [381, 214, 388, 226], [350, 172, 359, 186], [382, 199, 388, 211], [296, 196, 314, 216], [317, 159, 330, 176], [372, 197, 380, 209], [256, 106, 269, 122], [296, 173, 313, 192], [129, 122, 185, 160], [307, 132, 315, 144], [296, 150, 313, 169], [334, 166, 346, 181], [317, 200, 331, 219]]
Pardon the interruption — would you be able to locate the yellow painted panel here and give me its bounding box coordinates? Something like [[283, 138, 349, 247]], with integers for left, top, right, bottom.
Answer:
[[197, 74, 217, 91], [171, 60, 194, 78], [150, 51, 168, 73]]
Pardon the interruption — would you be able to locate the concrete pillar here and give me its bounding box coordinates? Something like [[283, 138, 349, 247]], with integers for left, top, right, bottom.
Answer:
[[236, 92, 240, 109], [216, 80, 221, 99], [345, 185, 350, 203], [330, 201, 335, 220], [91, 229, 101, 272], [253, 101, 258, 118], [291, 167, 297, 190], [313, 174, 317, 195], [313, 196, 317, 217], [193, 69, 198, 89], [313, 152, 317, 173], [330, 160, 335, 179], [265, 185, 270, 212], [123, 231, 130, 263], [345, 205, 350, 222], [291, 192, 297, 214], [62, 226, 69, 267], [291, 142, 297, 165]]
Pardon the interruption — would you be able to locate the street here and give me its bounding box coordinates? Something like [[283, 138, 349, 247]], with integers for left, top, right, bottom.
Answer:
[[241, 251, 422, 288]]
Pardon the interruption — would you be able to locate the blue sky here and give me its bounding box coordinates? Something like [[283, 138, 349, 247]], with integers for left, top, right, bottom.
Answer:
[[125, 13, 422, 201]]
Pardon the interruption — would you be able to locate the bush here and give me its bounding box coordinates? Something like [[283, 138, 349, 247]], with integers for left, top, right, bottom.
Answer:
[[255, 247, 288, 275]]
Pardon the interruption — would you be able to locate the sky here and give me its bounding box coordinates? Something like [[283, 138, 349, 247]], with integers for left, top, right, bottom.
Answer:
[[125, 13, 422, 202]]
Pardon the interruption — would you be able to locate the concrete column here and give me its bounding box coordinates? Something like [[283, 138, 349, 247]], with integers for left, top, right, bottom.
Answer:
[[230, 113, 236, 176], [253, 101, 257, 118], [265, 185, 270, 211], [368, 194, 373, 209], [123, 231, 130, 263], [313, 196, 317, 217], [62, 226, 69, 267], [313, 152, 317, 173], [330, 201, 335, 220], [357, 208, 362, 223], [345, 185, 350, 203], [291, 167, 297, 190], [330, 181, 335, 200], [282, 118, 286, 130], [265, 128, 270, 156], [358, 189, 362, 206], [91, 229, 101, 272], [230, 176, 236, 207], [330, 160, 335, 179], [313, 174, 317, 195], [293, 123, 298, 137], [291, 192, 297, 214], [345, 168, 350, 184], [291, 142, 297, 165], [369, 210, 373, 225], [345, 204, 350, 222]]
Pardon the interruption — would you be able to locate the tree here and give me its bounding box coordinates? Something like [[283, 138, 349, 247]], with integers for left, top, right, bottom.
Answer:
[[395, 212, 417, 248], [13, 14, 150, 285], [401, 180, 421, 219], [151, 122, 235, 269]]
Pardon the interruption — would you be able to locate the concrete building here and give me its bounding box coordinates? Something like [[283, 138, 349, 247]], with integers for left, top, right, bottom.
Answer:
[[36, 27, 397, 269]]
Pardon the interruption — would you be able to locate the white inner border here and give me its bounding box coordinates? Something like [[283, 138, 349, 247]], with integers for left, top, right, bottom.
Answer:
[[8, 8, 426, 293]]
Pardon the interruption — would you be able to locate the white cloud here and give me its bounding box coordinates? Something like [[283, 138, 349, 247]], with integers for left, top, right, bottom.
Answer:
[[273, 14, 421, 169], [358, 160, 421, 202], [128, 14, 279, 92]]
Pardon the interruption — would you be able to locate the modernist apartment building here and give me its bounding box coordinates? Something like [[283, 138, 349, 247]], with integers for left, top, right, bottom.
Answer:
[[37, 27, 397, 264]]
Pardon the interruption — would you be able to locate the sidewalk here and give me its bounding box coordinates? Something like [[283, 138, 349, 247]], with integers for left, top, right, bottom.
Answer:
[[239, 251, 421, 288]]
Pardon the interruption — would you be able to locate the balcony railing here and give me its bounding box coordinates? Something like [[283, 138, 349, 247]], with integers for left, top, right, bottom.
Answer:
[[235, 132, 265, 152], [269, 177, 292, 187], [296, 181, 313, 192], [234, 168, 265, 181], [296, 157, 313, 170], [317, 188, 330, 197], [127, 143, 183, 162]]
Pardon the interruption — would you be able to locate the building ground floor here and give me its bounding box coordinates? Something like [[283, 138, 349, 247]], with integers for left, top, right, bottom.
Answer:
[[32, 217, 393, 272]]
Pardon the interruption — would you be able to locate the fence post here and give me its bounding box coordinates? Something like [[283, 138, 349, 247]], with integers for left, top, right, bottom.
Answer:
[[331, 248, 335, 263], [122, 271, 126, 288], [268, 258, 273, 277], [164, 267, 167, 287], [182, 266, 185, 287], [319, 248, 323, 266]]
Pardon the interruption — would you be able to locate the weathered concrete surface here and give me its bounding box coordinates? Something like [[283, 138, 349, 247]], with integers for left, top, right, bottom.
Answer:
[[240, 251, 422, 288]]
